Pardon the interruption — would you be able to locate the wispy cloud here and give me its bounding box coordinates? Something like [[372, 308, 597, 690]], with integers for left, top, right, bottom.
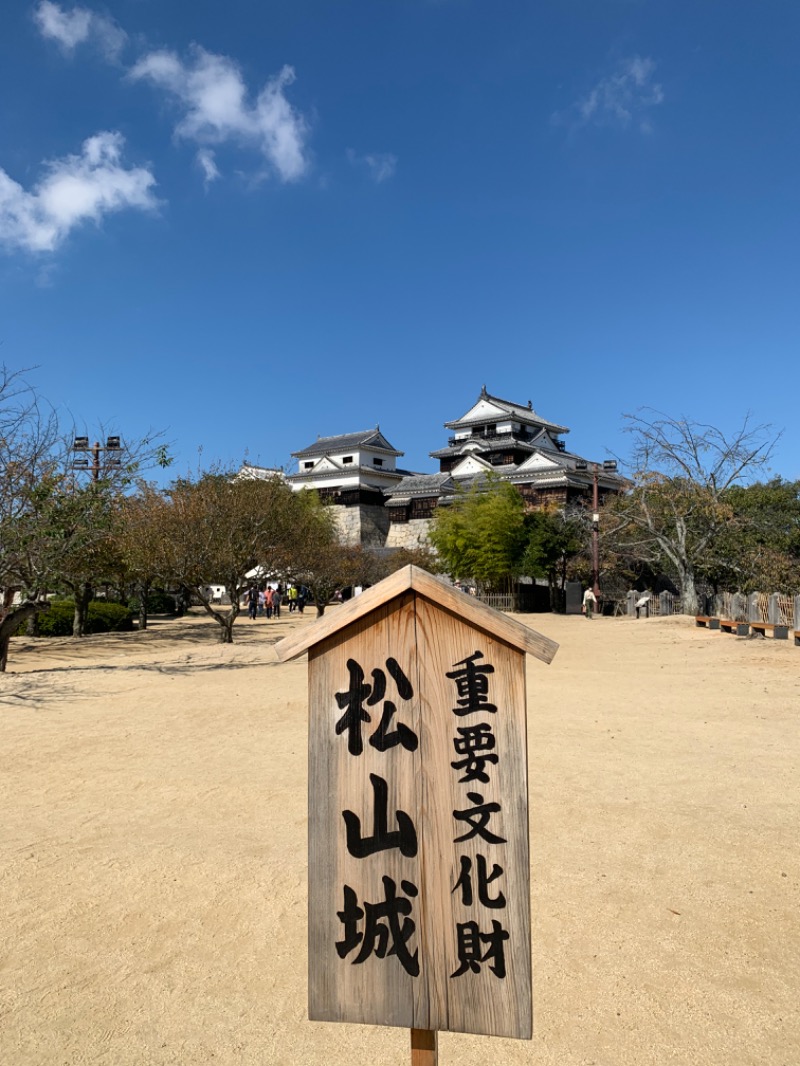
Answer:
[[129, 46, 309, 182], [347, 150, 398, 184], [0, 132, 157, 253], [196, 148, 220, 187], [33, 1, 126, 60], [554, 55, 664, 133]]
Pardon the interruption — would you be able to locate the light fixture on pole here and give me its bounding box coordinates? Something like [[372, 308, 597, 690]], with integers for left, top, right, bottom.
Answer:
[[73, 435, 124, 482]]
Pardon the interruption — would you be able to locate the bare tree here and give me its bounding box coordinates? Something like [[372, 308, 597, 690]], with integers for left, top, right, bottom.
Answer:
[[114, 483, 170, 631], [282, 491, 359, 616], [154, 471, 298, 643], [0, 367, 61, 668], [0, 365, 173, 667], [605, 410, 779, 613]]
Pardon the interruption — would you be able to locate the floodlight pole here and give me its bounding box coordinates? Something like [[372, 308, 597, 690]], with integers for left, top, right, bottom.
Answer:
[[576, 457, 617, 604], [591, 466, 600, 600], [90, 441, 101, 483], [72, 435, 123, 482]]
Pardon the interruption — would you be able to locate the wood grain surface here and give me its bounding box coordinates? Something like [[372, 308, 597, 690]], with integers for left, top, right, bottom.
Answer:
[[307, 589, 532, 1039]]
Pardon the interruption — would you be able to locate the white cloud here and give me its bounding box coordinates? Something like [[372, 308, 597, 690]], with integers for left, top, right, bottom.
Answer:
[[556, 55, 664, 133], [129, 46, 309, 182], [196, 148, 220, 187], [347, 150, 398, 184], [33, 1, 126, 60], [0, 132, 158, 253]]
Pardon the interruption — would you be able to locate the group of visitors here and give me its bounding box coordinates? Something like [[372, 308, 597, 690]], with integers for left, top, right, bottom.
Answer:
[[243, 583, 308, 620]]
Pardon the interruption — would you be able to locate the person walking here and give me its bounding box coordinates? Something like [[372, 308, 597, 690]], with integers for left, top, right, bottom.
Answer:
[[583, 587, 597, 620], [264, 585, 274, 619], [246, 585, 259, 620]]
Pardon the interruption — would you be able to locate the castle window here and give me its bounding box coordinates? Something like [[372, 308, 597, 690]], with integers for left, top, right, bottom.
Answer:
[[303, 461, 313, 469], [373, 457, 383, 466], [342, 456, 353, 464], [411, 497, 437, 519]]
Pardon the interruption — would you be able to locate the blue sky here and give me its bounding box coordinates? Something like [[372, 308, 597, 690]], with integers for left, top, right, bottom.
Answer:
[[1, 0, 797, 481]]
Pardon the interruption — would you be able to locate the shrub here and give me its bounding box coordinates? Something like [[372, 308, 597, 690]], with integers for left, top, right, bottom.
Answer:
[[128, 588, 177, 615], [85, 601, 135, 633], [33, 600, 135, 637]]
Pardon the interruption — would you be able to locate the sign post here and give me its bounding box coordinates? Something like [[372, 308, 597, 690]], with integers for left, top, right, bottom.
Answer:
[[275, 566, 558, 1060]]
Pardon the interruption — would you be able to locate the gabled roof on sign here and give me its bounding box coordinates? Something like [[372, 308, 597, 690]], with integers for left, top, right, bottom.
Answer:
[[444, 387, 569, 435], [273, 565, 559, 665], [292, 427, 403, 459]]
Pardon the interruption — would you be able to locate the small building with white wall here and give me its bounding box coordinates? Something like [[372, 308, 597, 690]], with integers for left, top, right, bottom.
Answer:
[[286, 428, 412, 547]]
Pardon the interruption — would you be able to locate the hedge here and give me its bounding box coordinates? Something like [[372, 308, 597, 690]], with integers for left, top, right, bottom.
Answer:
[[33, 600, 135, 637], [128, 589, 177, 615]]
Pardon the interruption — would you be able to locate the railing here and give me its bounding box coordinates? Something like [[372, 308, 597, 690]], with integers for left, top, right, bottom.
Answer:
[[624, 590, 686, 616], [625, 589, 800, 628], [447, 430, 535, 447], [475, 587, 547, 612], [478, 591, 515, 611]]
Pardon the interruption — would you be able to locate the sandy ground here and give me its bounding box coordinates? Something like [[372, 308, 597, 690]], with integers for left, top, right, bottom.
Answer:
[[1, 605, 798, 1066]]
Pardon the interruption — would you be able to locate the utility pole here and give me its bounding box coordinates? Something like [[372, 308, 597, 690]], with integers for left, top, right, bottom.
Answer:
[[575, 458, 618, 604], [591, 466, 600, 600], [72, 435, 123, 482]]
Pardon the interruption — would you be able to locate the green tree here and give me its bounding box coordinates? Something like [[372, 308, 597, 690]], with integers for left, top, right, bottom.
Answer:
[[519, 507, 586, 608], [709, 478, 800, 592], [429, 478, 527, 591]]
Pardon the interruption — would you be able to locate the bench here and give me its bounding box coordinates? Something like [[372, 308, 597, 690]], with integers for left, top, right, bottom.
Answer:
[[749, 622, 789, 639], [719, 619, 750, 636], [695, 615, 720, 629]]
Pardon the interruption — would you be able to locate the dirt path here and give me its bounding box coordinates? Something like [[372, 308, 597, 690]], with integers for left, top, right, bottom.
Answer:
[[1, 610, 797, 1065]]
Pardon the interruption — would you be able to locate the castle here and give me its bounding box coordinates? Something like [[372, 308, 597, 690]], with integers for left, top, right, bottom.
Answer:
[[240, 387, 624, 549]]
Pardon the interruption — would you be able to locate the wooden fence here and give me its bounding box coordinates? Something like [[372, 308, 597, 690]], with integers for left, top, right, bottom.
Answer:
[[625, 589, 800, 632]]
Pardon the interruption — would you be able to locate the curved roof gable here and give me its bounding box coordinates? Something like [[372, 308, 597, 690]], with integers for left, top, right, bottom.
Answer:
[[450, 454, 495, 477], [444, 387, 569, 435], [514, 450, 565, 472]]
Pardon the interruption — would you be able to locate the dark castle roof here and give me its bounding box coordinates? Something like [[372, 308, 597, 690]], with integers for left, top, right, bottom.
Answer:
[[292, 428, 402, 459]]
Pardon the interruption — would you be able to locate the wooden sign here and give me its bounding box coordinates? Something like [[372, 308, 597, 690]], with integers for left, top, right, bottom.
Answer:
[[275, 566, 558, 1041]]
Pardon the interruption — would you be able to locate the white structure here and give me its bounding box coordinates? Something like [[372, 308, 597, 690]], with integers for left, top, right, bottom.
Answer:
[[286, 428, 411, 547], [387, 386, 625, 521], [286, 428, 407, 502], [235, 462, 286, 482], [238, 389, 625, 551]]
